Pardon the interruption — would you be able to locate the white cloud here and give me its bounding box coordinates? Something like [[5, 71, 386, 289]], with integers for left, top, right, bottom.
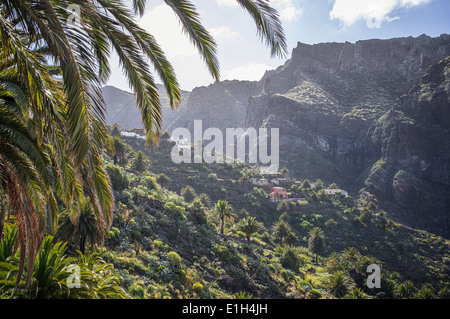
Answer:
[[224, 63, 274, 82], [330, 0, 432, 27], [272, 0, 303, 23], [138, 4, 197, 58], [209, 26, 242, 44], [217, 0, 302, 23]]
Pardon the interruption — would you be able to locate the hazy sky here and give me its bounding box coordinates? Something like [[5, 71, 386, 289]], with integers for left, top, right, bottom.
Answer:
[[106, 0, 450, 92]]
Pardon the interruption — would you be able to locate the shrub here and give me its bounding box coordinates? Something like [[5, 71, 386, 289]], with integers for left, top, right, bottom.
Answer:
[[280, 246, 302, 271], [214, 244, 232, 261], [167, 251, 183, 268], [164, 202, 186, 219], [193, 282, 203, 293], [106, 164, 123, 190], [128, 284, 146, 299], [144, 176, 159, 190]]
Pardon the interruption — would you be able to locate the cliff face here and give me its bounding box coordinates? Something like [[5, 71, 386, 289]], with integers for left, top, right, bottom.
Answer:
[[103, 34, 450, 237], [166, 80, 262, 133], [367, 56, 450, 236], [103, 85, 190, 131], [245, 34, 450, 237]]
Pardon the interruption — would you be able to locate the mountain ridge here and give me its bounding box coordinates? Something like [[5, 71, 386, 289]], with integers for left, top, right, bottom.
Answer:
[[104, 33, 450, 237]]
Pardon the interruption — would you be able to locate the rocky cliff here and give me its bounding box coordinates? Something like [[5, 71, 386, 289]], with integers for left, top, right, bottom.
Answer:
[[103, 85, 190, 131], [246, 34, 450, 237], [165, 80, 262, 133], [367, 56, 450, 236], [103, 34, 450, 237]]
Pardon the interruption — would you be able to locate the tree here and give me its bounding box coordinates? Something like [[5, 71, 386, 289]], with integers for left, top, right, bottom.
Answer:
[[111, 124, 121, 137], [344, 287, 369, 299], [0, 0, 287, 287], [314, 179, 324, 190], [112, 137, 126, 165], [213, 200, 234, 235], [272, 219, 295, 246], [238, 216, 263, 241], [56, 197, 105, 255], [317, 189, 328, 202], [301, 179, 311, 189], [280, 246, 302, 271], [0, 61, 61, 287], [327, 271, 352, 299], [106, 165, 124, 190], [328, 183, 339, 189], [156, 173, 171, 189], [279, 167, 289, 177], [308, 227, 326, 264], [276, 201, 290, 214], [181, 185, 196, 203], [160, 131, 171, 141], [325, 219, 337, 232], [132, 151, 149, 173], [197, 193, 211, 208]]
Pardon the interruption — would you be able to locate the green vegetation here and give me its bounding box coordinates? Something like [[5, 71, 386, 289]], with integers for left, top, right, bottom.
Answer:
[[0, 0, 287, 299], [0, 0, 449, 301]]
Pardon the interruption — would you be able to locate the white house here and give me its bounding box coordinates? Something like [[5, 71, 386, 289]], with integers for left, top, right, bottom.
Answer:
[[251, 178, 269, 186], [325, 189, 349, 198]]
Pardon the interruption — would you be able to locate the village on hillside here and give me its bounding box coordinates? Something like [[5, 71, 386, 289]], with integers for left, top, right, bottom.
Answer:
[[248, 174, 349, 203]]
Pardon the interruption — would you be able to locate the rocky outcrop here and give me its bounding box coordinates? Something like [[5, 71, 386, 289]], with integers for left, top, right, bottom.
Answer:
[[248, 34, 450, 236], [367, 56, 450, 237], [248, 34, 450, 174], [103, 34, 450, 237], [166, 80, 262, 133], [103, 85, 190, 131]]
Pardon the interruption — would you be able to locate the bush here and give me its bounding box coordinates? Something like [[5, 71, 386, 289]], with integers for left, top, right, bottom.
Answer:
[[193, 282, 203, 293], [164, 202, 186, 220], [167, 251, 183, 268], [214, 244, 232, 261], [128, 284, 146, 299], [106, 164, 123, 190], [280, 246, 302, 271]]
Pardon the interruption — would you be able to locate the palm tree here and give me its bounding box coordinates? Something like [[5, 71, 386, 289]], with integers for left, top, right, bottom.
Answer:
[[112, 137, 126, 165], [76, 251, 127, 299], [56, 196, 105, 255], [343, 287, 370, 299], [31, 236, 74, 299], [181, 185, 196, 203], [238, 216, 263, 241], [0, 0, 287, 287], [132, 151, 148, 173], [156, 173, 171, 189], [213, 200, 234, 235], [308, 227, 326, 264], [0, 0, 286, 147], [197, 193, 211, 208], [0, 61, 60, 287], [271, 219, 292, 245], [327, 271, 352, 299]]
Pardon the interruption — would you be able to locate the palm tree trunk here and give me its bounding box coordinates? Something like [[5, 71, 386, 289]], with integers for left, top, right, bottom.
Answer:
[[80, 236, 86, 255], [221, 216, 224, 234]]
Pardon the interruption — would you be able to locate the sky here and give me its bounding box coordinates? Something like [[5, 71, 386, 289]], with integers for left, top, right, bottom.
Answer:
[[106, 0, 450, 92]]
